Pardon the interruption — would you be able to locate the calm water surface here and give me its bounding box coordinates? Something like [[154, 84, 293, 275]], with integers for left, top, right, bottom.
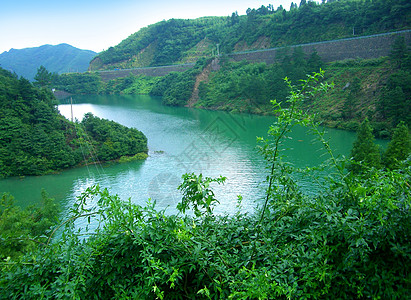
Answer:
[[0, 95, 375, 216]]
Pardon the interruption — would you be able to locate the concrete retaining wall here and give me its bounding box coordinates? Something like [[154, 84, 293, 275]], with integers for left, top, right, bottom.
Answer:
[[228, 30, 411, 64], [96, 30, 411, 81]]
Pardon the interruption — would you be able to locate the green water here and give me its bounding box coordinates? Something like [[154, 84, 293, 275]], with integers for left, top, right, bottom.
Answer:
[[0, 94, 381, 215]]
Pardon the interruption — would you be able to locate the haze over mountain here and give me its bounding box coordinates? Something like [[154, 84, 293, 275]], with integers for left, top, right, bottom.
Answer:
[[0, 44, 96, 81]]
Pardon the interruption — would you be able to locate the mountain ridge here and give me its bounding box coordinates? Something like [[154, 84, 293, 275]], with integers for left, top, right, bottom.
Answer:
[[0, 43, 96, 81]]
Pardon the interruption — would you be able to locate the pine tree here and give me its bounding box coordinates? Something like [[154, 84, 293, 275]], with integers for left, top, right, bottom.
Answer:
[[34, 65, 52, 87], [348, 118, 381, 173], [383, 122, 411, 170], [390, 36, 408, 70]]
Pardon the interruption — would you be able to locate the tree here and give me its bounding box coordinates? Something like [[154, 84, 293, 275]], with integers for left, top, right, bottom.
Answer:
[[383, 122, 411, 170], [390, 36, 408, 69], [230, 11, 239, 25], [34, 65, 53, 87], [348, 118, 381, 173], [307, 50, 323, 71], [379, 70, 411, 127]]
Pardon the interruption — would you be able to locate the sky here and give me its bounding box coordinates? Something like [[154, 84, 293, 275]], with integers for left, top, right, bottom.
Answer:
[[0, 0, 296, 54]]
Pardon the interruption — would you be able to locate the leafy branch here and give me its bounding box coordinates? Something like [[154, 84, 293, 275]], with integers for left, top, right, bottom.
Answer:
[[257, 70, 333, 224]]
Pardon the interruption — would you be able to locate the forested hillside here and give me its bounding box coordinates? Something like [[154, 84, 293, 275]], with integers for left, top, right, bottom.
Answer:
[[90, 0, 410, 70], [0, 44, 96, 81], [0, 68, 148, 178]]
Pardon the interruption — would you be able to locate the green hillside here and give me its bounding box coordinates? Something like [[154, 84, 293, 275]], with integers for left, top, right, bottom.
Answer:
[[191, 49, 410, 136], [90, 0, 411, 70], [53, 0, 411, 136], [0, 68, 148, 178], [0, 44, 96, 81]]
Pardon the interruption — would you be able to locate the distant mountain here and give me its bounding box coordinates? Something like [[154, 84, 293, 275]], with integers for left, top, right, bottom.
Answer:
[[0, 44, 97, 81]]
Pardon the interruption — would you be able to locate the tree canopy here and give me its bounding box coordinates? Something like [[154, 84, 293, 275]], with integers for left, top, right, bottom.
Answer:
[[0, 67, 148, 178], [383, 122, 411, 170], [348, 118, 382, 173]]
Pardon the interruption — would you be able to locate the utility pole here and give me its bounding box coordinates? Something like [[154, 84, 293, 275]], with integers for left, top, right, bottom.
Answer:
[[70, 97, 73, 122], [216, 44, 220, 56]]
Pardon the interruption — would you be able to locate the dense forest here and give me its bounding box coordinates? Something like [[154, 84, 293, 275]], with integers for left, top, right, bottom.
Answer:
[[0, 68, 148, 178], [89, 0, 410, 70], [1, 72, 409, 298]]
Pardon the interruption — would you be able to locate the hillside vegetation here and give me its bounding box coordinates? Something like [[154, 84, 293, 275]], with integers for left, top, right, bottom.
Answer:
[[51, 0, 411, 136], [194, 42, 410, 136], [90, 0, 410, 70], [0, 68, 148, 178], [0, 44, 96, 81]]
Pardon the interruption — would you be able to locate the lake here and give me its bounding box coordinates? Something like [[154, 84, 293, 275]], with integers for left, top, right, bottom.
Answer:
[[0, 95, 370, 216]]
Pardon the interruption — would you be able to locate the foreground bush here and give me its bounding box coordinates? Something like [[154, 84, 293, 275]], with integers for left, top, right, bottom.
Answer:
[[0, 191, 59, 261]]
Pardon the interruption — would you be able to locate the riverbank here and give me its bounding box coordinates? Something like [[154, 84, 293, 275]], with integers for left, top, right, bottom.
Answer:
[[52, 54, 408, 138], [185, 57, 400, 137]]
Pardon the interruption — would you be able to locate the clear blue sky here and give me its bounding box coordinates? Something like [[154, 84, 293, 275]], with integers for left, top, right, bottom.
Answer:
[[0, 0, 296, 54]]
